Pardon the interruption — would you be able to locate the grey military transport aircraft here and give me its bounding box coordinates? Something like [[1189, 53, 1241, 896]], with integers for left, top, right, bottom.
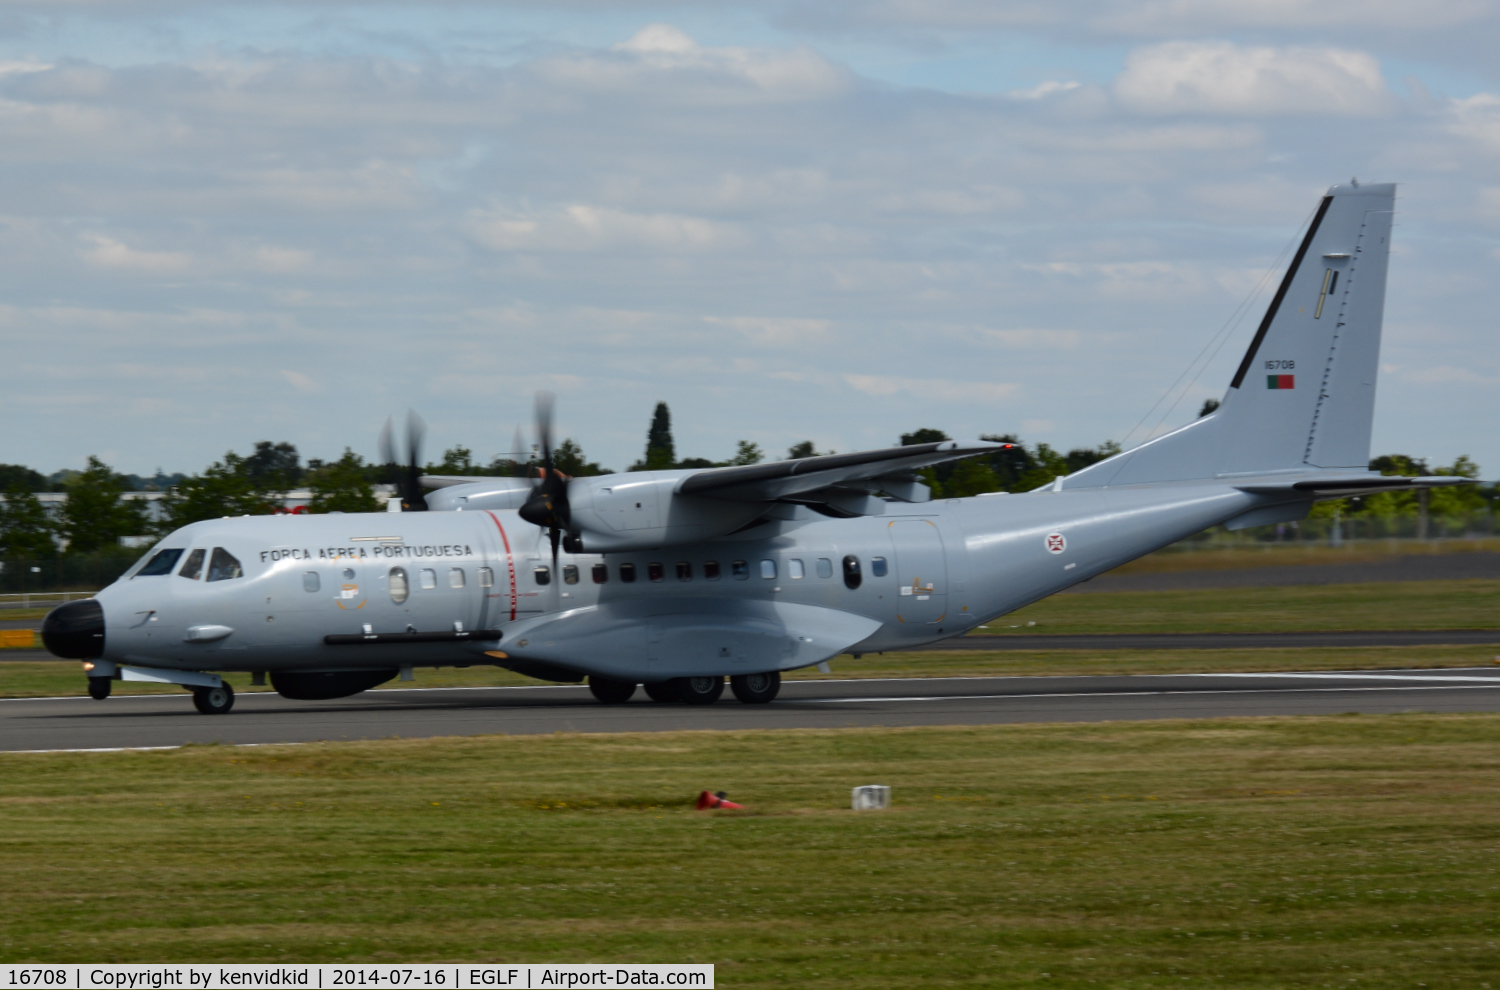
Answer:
[[43, 181, 1469, 713]]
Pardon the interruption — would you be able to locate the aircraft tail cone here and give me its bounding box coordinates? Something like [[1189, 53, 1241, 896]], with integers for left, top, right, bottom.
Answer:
[[695, 790, 743, 811]]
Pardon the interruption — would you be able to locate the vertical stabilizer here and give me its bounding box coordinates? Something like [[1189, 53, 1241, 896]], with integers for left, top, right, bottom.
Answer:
[[1067, 182, 1395, 487]]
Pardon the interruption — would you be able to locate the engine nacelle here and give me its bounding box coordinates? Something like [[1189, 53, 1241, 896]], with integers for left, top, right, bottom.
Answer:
[[565, 473, 768, 553], [424, 477, 533, 512], [423, 471, 769, 552]]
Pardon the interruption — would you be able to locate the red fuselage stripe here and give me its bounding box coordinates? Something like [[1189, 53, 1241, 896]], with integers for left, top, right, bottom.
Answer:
[[483, 511, 518, 621]]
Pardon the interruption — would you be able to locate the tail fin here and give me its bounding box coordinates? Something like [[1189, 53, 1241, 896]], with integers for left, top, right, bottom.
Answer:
[[1069, 181, 1395, 487]]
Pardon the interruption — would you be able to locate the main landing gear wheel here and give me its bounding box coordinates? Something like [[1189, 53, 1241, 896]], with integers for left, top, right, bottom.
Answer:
[[192, 682, 235, 715], [588, 676, 638, 704], [674, 676, 725, 706], [730, 671, 780, 704], [87, 677, 112, 700], [643, 681, 679, 703]]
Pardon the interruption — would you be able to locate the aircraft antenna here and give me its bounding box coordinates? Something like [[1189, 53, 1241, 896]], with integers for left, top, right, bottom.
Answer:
[[1117, 200, 1317, 451]]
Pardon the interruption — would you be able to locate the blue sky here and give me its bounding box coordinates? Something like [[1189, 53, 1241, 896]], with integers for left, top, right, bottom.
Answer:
[[2, 1, 1497, 477]]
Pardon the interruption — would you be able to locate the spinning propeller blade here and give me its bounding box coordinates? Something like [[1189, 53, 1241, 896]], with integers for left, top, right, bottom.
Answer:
[[517, 391, 573, 572], [379, 410, 429, 511]]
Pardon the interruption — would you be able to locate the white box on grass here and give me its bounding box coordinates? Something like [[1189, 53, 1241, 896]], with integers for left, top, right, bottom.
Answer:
[[852, 784, 890, 810]]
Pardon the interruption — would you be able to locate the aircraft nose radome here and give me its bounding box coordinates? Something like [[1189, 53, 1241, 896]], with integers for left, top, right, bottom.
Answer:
[[41, 599, 105, 659]]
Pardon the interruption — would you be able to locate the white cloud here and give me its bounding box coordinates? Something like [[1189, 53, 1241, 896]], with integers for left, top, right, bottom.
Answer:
[[467, 202, 747, 253], [703, 315, 832, 346], [1114, 42, 1391, 116], [843, 374, 1020, 404], [279, 370, 321, 393], [79, 234, 192, 274], [1006, 81, 1081, 100], [533, 24, 852, 105], [1447, 93, 1500, 155]]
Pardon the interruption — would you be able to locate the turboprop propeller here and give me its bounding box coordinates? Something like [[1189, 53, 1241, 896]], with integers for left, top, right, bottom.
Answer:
[[517, 391, 575, 572], [379, 409, 429, 512]]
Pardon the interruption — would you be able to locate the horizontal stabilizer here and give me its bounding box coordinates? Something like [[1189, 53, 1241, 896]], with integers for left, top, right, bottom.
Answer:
[[1235, 475, 1474, 498]]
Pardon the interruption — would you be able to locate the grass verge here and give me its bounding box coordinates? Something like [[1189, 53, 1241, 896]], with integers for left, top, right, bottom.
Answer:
[[1, 717, 1498, 987], [979, 579, 1500, 636]]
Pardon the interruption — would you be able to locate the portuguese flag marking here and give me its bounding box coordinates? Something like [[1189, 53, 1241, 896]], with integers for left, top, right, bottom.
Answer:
[[1267, 374, 1295, 390]]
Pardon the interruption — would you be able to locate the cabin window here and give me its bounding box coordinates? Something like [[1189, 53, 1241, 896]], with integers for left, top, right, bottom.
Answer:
[[676, 561, 692, 581], [342, 567, 356, 581], [648, 562, 665, 583], [137, 548, 184, 577], [178, 549, 205, 580], [592, 563, 608, 584], [449, 567, 465, 589], [788, 559, 805, 579], [816, 557, 833, 579], [534, 566, 551, 586], [619, 562, 637, 583], [389, 567, 409, 603], [871, 556, 888, 577], [760, 559, 777, 580], [206, 548, 243, 582], [732, 560, 749, 580], [704, 561, 721, 581], [419, 568, 437, 590], [478, 567, 494, 588], [563, 564, 580, 585], [842, 555, 862, 590], [302, 571, 320, 593]]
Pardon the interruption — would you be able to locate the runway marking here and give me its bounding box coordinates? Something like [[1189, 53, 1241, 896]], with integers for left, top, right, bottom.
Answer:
[[795, 683, 1500, 704], [1203, 672, 1500, 683]]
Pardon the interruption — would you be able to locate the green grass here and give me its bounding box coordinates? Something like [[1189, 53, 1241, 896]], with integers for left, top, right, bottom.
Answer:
[[1107, 538, 1500, 574], [2, 718, 1499, 987], [5, 645, 1500, 700], [981, 579, 1500, 636]]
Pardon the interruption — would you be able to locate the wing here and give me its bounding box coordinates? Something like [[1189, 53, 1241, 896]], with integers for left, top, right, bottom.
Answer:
[[677, 440, 1006, 503]]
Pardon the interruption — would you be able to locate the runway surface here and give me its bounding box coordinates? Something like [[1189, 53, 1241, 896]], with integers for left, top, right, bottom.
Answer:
[[6, 668, 1500, 752], [933, 629, 1500, 650]]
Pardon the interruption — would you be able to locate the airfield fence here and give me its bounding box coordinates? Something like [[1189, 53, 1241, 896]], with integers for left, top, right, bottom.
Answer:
[[0, 555, 138, 597]]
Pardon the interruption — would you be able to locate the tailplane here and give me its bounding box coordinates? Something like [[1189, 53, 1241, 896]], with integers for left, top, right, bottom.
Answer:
[[1069, 181, 1395, 487]]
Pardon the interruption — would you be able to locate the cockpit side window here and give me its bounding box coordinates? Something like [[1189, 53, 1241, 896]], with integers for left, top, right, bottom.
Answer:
[[137, 548, 184, 577], [206, 547, 244, 582], [178, 549, 205, 580]]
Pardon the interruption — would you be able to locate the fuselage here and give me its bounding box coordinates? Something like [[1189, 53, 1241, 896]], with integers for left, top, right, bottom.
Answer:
[[78, 480, 1262, 682]]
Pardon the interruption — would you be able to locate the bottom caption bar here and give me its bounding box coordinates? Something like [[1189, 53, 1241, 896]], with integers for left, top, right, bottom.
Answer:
[[1, 967, 713, 990]]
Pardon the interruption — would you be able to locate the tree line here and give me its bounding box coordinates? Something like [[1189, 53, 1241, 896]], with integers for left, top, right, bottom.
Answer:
[[0, 401, 1491, 560]]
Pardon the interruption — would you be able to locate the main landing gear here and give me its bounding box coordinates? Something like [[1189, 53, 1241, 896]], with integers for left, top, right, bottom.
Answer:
[[618, 672, 781, 706], [192, 682, 236, 715]]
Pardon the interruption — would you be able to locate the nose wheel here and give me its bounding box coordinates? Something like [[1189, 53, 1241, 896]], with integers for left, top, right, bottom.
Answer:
[[192, 682, 235, 715]]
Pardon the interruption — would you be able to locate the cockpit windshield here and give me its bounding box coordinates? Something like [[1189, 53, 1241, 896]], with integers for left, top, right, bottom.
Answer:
[[136, 548, 184, 577], [206, 548, 244, 582], [178, 549, 205, 580]]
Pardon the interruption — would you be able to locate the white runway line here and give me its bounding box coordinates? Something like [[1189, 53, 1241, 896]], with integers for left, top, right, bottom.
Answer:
[[1204, 671, 1500, 683], [796, 683, 1500, 704]]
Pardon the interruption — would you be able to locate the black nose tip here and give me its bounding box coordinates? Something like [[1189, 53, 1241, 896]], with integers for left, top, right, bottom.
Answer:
[[42, 599, 105, 659]]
